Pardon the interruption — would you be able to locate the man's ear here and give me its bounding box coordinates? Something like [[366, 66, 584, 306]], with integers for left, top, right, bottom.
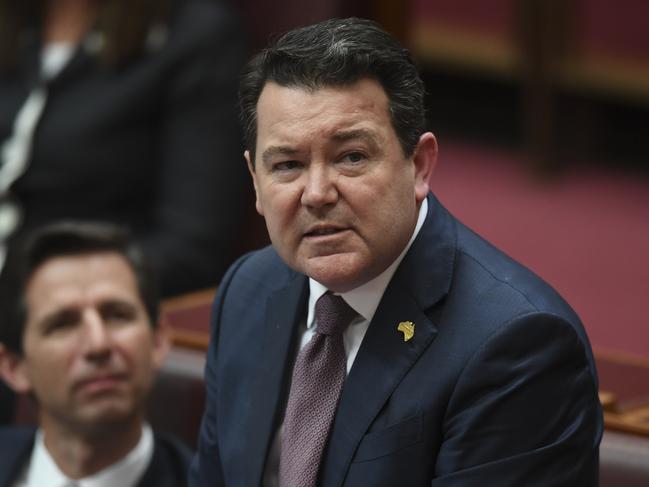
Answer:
[[412, 132, 438, 203], [0, 343, 31, 394], [151, 320, 171, 372], [244, 150, 264, 217]]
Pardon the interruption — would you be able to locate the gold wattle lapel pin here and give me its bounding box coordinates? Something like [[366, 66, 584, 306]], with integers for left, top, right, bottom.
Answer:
[[397, 321, 415, 342]]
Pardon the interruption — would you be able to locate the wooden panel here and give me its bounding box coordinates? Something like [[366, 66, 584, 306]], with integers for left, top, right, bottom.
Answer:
[[161, 287, 214, 351], [597, 349, 649, 437], [408, 0, 519, 78]]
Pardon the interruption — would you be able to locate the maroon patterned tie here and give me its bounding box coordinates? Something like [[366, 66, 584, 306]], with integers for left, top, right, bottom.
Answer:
[[279, 292, 357, 486]]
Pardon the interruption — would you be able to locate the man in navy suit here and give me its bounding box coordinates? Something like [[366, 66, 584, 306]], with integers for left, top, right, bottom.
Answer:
[[190, 18, 603, 486], [0, 222, 191, 486]]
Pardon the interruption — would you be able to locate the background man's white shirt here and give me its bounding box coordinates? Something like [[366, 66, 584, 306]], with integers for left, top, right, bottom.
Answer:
[[15, 424, 153, 487]]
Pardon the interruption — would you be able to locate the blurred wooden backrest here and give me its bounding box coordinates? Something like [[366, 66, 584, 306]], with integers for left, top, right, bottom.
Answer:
[[384, 0, 649, 98], [406, 0, 520, 78], [148, 347, 206, 449], [600, 430, 649, 487], [162, 287, 215, 350]]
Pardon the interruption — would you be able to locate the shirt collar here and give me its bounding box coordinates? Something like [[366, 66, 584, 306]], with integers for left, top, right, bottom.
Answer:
[[24, 429, 67, 487], [308, 198, 428, 326], [24, 424, 154, 487]]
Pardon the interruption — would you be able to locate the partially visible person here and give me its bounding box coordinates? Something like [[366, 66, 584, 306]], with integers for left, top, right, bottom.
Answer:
[[0, 222, 191, 486], [0, 0, 249, 296]]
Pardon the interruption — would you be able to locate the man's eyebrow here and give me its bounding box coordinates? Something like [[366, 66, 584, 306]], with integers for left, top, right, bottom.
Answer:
[[330, 129, 380, 149], [38, 307, 80, 330], [36, 298, 138, 328], [99, 299, 138, 312], [261, 146, 299, 165]]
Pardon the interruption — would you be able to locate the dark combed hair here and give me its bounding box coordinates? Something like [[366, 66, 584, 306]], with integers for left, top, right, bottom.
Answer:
[[0, 221, 159, 354], [239, 17, 426, 162], [0, 0, 171, 69]]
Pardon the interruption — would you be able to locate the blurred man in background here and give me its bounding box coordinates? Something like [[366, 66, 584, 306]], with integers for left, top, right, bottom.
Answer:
[[0, 222, 191, 487]]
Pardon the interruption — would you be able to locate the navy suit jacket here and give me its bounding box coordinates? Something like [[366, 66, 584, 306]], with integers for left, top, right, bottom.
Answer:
[[190, 194, 603, 486], [0, 426, 192, 487]]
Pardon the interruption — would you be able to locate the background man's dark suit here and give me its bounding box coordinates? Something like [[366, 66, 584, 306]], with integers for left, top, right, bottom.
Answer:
[[0, 426, 192, 487], [0, 0, 248, 296], [190, 194, 603, 486]]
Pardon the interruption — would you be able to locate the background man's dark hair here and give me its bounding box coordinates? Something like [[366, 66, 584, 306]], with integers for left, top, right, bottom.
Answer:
[[0, 221, 159, 354], [239, 17, 426, 163]]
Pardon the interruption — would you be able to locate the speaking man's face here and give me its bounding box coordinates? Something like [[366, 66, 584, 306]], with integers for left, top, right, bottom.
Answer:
[[10, 252, 168, 435], [247, 78, 436, 292]]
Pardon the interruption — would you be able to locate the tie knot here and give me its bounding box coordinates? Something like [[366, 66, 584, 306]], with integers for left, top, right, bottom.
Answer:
[[315, 292, 357, 336]]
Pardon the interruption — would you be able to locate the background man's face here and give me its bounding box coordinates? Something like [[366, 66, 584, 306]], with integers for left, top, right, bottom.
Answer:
[[15, 252, 167, 434], [248, 78, 432, 292]]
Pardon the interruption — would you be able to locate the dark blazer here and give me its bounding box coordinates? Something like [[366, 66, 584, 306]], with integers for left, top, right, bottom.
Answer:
[[0, 0, 249, 296], [0, 383, 13, 426], [190, 194, 603, 486], [0, 426, 192, 487]]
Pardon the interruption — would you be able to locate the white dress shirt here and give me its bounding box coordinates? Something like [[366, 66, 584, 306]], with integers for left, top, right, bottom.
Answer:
[[14, 424, 154, 487], [263, 198, 429, 486]]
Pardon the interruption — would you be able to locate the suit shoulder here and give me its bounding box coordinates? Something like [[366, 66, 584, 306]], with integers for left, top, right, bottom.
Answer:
[[433, 217, 597, 385], [153, 430, 193, 463], [222, 245, 297, 294], [454, 222, 579, 322], [0, 426, 35, 483], [138, 432, 192, 487], [0, 425, 34, 446]]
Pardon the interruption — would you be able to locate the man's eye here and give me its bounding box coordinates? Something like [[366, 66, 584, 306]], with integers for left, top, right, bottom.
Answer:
[[341, 152, 366, 164], [101, 303, 136, 323], [273, 160, 301, 172], [44, 313, 79, 335]]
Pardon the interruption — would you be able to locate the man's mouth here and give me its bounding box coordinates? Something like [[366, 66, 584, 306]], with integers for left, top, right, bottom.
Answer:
[[306, 227, 344, 237], [304, 223, 350, 239], [75, 373, 127, 394]]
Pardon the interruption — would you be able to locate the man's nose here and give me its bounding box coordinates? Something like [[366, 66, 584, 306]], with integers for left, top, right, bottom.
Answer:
[[301, 164, 338, 208], [80, 310, 112, 361]]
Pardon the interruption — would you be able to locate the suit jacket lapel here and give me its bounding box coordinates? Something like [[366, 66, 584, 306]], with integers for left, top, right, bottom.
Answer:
[[321, 286, 438, 487], [0, 427, 36, 487], [245, 274, 308, 486], [320, 194, 457, 487]]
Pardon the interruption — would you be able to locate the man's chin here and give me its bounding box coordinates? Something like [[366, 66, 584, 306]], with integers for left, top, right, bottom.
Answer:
[[301, 253, 369, 292], [75, 399, 138, 429]]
